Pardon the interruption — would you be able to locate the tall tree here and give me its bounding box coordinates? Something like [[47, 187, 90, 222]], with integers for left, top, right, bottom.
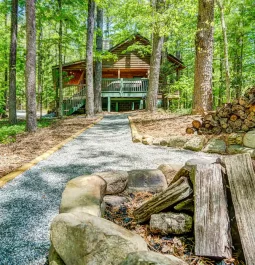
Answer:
[[9, 0, 18, 124], [94, 6, 103, 113], [25, 0, 37, 132], [85, 0, 95, 117], [58, 0, 63, 118], [146, 0, 165, 112], [37, 17, 43, 119], [217, 0, 231, 103], [192, 0, 214, 115]]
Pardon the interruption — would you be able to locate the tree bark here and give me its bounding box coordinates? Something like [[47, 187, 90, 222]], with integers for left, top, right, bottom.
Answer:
[[9, 0, 18, 124], [25, 0, 37, 132], [192, 0, 214, 115], [86, 0, 95, 117], [217, 0, 231, 103], [37, 19, 43, 119], [94, 6, 103, 113], [146, 0, 165, 112], [3, 0, 8, 117], [58, 0, 63, 118]]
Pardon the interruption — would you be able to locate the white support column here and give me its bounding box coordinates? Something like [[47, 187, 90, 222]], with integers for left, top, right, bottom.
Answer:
[[108, 97, 111, 112], [139, 100, 144, 110], [132, 102, 135, 111]]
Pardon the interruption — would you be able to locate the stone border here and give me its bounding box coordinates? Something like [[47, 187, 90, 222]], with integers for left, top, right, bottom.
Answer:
[[49, 169, 188, 265], [0, 116, 103, 188], [128, 116, 255, 158]]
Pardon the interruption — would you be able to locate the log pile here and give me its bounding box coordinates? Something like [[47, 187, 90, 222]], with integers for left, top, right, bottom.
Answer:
[[133, 154, 255, 264], [186, 87, 255, 135]]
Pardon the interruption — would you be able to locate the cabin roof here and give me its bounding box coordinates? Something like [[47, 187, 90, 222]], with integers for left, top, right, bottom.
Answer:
[[53, 34, 185, 70]]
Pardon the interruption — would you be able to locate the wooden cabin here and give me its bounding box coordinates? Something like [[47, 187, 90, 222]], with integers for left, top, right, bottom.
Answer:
[[53, 34, 185, 114]]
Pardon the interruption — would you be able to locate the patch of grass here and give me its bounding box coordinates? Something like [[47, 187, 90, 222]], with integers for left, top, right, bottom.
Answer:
[[0, 118, 56, 144]]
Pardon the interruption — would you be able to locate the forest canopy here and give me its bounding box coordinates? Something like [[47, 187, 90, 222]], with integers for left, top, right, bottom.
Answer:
[[0, 0, 254, 115]]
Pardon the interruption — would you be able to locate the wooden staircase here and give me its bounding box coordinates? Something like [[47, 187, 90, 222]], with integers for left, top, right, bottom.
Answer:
[[63, 87, 86, 116]]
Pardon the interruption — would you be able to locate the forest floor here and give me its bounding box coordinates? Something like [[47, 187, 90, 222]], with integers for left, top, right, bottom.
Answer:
[[131, 110, 201, 138], [0, 115, 99, 179]]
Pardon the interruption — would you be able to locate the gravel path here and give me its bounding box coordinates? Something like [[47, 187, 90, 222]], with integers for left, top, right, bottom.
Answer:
[[0, 115, 217, 265]]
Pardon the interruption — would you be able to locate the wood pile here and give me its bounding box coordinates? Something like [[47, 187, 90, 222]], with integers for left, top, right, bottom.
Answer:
[[133, 154, 255, 264], [186, 87, 255, 134]]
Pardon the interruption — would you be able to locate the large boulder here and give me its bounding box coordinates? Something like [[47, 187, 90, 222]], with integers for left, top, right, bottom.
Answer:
[[49, 245, 65, 265], [50, 212, 148, 265], [157, 164, 183, 185], [127, 169, 167, 192], [183, 136, 206, 151], [243, 130, 255, 149], [95, 171, 128, 195], [150, 212, 193, 235], [120, 251, 188, 265], [59, 175, 106, 217], [203, 138, 226, 154]]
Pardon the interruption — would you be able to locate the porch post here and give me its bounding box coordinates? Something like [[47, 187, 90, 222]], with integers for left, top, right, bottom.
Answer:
[[139, 99, 144, 110], [115, 102, 119, 112], [132, 102, 135, 111], [118, 69, 120, 79], [108, 97, 111, 112]]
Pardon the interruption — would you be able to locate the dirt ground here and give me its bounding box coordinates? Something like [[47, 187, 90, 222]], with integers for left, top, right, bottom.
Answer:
[[0, 115, 99, 179], [131, 111, 201, 138]]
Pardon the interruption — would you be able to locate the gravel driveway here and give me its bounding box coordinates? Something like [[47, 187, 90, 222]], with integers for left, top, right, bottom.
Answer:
[[0, 114, 217, 265]]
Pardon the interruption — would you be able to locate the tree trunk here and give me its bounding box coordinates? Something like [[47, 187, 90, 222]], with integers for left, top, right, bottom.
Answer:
[[86, 0, 95, 117], [146, 0, 165, 112], [37, 19, 43, 119], [94, 6, 103, 113], [58, 0, 63, 118], [3, 0, 8, 116], [217, 0, 231, 103], [192, 0, 214, 115], [9, 0, 18, 124], [25, 0, 37, 132]]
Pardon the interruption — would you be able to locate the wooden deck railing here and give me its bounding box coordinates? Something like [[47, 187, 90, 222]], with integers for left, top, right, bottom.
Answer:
[[102, 78, 149, 93]]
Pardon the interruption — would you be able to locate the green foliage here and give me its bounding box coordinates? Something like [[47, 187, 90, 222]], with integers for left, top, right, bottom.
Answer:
[[0, 118, 55, 144]]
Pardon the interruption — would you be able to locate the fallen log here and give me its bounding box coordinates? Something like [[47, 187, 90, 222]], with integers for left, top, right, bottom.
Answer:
[[193, 163, 232, 259], [224, 154, 255, 265], [133, 177, 193, 223]]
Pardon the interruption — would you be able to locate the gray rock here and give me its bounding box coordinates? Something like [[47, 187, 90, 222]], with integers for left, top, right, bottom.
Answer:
[[95, 171, 128, 195], [120, 251, 188, 265], [203, 138, 226, 154], [243, 130, 255, 149], [51, 212, 148, 265], [184, 136, 206, 151], [227, 145, 255, 158], [157, 164, 182, 185], [49, 245, 65, 265], [150, 212, 193, 235], [59, 175, 106, 217], [127, 169, 167, 192], [168, 136, 189, 148], [160, 138, 168, 146], [142, 136, 154, 145], [153, 138, 161, 146], [103, 195, 129, 207], [133, 134, 142, 143], [174, 198, 194, 212]]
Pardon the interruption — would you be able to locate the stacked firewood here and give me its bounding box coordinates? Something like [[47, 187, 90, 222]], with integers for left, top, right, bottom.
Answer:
[[186, 87, 255, 134]]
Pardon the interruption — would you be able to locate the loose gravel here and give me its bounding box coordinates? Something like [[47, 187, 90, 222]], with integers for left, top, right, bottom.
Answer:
[[0, 114, 217, 265]]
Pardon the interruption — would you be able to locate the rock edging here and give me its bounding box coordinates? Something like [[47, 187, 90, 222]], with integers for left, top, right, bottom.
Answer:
[[128, 116, 255, 158]]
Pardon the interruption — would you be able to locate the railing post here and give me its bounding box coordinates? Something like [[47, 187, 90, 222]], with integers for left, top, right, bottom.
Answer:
[[108, 97, 111, 112], [120, 78, 123, 96]]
